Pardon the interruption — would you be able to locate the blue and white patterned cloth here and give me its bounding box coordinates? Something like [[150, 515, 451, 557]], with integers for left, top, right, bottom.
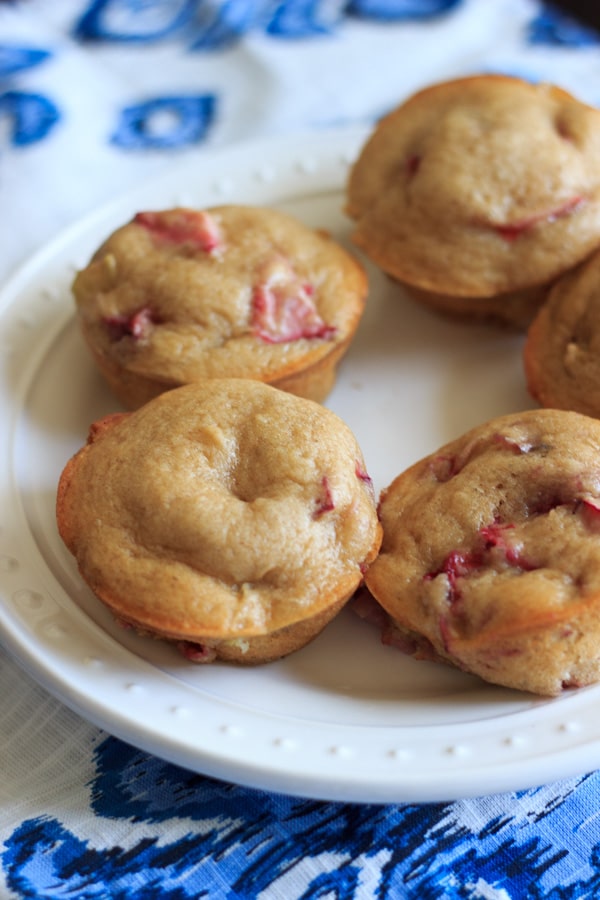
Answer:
[[2, 1, 600, 897]]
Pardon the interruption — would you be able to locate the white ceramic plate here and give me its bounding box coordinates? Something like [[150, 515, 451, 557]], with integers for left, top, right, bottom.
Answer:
[[2, 128, 600, 804]]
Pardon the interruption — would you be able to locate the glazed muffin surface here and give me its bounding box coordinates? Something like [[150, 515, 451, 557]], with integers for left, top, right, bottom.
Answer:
[[56, 379, 382, 663], [364, 408, 600, 695], [346, 75, 600, 324], [72, 205, 367, 407]]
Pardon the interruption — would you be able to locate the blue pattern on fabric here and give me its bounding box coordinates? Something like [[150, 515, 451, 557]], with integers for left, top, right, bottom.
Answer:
[[2, 736, 600, 899], [0, 44, 60, 147], [265, 0, 343, 37], [74, 0, 198, 43], [189, 0, 264, 50], [527, 3, 600, 46], [111, 94, 217, 148], [347, 0, 460, 20], [0, 90, 60, 146], [0, 45, 51, 80], [74, 0, 465, 47]]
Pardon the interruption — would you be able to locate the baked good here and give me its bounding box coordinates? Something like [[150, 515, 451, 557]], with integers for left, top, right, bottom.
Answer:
[[72, 204, 368, 408], [524, 247, 600, 417], [346, 74, 600, 328], [363, 408, 600, 695], [56, 379, 382, 664]]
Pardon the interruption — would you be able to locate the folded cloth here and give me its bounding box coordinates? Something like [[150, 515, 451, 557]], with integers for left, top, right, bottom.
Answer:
[[2, 1, 600, 898]]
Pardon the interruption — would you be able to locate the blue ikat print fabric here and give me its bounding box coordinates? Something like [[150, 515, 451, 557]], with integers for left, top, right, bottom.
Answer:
[[2, 1, 600, 898]]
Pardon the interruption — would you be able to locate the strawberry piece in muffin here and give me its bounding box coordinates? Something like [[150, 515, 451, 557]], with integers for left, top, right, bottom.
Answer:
[[251, 256, 336, 344], [56, 379, 382, 665], [364, 408, 600, 695], [346, 74, 600, 328], [103, 306, 159, 342], [72, 205, 367, 409], [134, 209, 221, 253]]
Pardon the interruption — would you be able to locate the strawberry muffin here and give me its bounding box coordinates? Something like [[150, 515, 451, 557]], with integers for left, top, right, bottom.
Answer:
[[346, 74, 600, 328], [72, 205, 368, 408], [524, 248, 600, 418], [364, 408, 600, 695], [56, 379, 382, 664]]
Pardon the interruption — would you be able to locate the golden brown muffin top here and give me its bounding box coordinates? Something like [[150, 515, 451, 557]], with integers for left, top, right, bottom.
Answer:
[[73, 204, 367, 386], [346, 75, 600, 297], [57, 379, 381, 641], [366, 408, 600, 652], [524, 248, 600, 418]]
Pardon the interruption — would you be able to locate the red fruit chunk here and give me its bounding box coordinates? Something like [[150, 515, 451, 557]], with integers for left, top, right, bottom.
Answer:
[[314, 475, 335, 518], [176, 641, 217, 663], [479, 521, 535, 570], [479, 521, 510, 542], [424, 549, 483, 605], [405, 154, 421, 177], [424, 517, 540, 607], [581, 497, 600, 515], [103, 306, 157, 341], [479, 521, 515, 557], [493, 195, 586, 242], [438, 616, 453, 653], [441, 549, 481, 584], [134, 209, 221, 253], [251, 259, 336, 344], [577, 498, 600, 532], [355, 461, 375, 497]]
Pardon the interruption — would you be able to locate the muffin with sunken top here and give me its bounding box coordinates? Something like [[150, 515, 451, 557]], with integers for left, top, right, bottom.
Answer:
[[56, 379, 382, 664]]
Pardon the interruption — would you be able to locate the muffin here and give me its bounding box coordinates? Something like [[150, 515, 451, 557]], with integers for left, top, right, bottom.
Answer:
[[525, 247, 600, 418], [364, 408, 600, 695], [72, 205, 368, 409], [346, 74, 600, 328], [56, 379, 382, 664]]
